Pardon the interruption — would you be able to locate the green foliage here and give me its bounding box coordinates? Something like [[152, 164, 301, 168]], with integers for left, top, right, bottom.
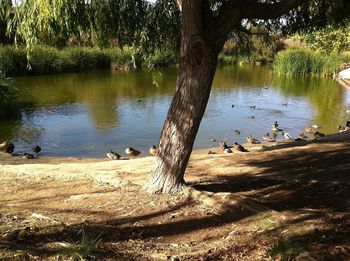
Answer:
[[0, 72, 18, 112], [274, 47, 347, 78], [293, 24, 350, 53]]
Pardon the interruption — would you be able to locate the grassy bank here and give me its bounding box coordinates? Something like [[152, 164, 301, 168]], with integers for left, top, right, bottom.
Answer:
[[274, 47, 350, 78], [0, 73, 18, 117], [0, 46, 177, 76]]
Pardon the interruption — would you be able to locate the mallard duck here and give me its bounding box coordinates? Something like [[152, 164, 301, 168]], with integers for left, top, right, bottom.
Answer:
[[314, 131, 325, 138], [233, 142, 248, 152], [149, 146, 157, 156], [247, 135, 260, 144], [271, 121, 282, 132], [219, 138, 230, 149], [0, 141, 8, 151], [106, 150, 121, 160], [262, 133, 276, 142], [299, 132, 308, 140], [32, 145, 41, 154], [224, 148, 233, 154], [304, 127, 316, 134], [125, 147, 141, 157], [23, 153, 35, 159], [5, 143, 15, 154], [234, 130, 240, 135], [282, 132, 293, 140]]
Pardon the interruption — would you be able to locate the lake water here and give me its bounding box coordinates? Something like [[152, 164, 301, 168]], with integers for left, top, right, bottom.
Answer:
[[1, 65, 350, 157]]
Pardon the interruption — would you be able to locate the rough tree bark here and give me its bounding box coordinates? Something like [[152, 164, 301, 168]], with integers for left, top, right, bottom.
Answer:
[[145, 0, 310, 193]]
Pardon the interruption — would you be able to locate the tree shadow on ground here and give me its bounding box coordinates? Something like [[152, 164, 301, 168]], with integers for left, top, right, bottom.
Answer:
[[1, 137, 349, 259]]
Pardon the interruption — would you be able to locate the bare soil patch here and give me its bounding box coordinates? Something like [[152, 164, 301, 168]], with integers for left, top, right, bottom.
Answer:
[[1, 133, 350, 260]]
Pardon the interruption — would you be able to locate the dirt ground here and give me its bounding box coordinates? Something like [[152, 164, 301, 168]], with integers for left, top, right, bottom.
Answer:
[[0, 133, 350, 260]]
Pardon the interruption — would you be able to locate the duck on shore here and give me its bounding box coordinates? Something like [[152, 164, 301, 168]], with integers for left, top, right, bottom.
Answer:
[[125, 147, 141, 158], [233, 142, 249, 152], [247, 135, 261, 144], [33, 145, 41, 155], [314, 131, 326, 138], [271, 121, 282, 132], [282, 132, 293, 140], [106, 150, 121, 160], [262, 133, 276, 142], [149, 146, 157, 156], [298, 132, 308, 140], [5, 143, 15, 154]]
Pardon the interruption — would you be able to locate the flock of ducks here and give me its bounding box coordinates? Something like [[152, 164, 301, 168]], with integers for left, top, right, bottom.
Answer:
[[106, 146, 157, 160], [2, 120, 349, 160], [218, 120, 350, 154], [0, 141, 41, 159]]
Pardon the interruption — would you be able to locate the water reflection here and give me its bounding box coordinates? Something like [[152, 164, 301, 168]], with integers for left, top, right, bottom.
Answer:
[[0, 65, 349, 157]]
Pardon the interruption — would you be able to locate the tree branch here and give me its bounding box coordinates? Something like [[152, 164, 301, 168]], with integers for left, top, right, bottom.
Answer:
[[242, 0, 310, 19]]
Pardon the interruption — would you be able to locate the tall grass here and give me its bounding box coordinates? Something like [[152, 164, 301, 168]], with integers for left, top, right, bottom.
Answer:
[[274, 47, 349, 78], [0, 45, 177, 76]]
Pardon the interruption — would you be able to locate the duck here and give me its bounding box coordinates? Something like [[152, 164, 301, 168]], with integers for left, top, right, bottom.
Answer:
[[231, 104, 235, 108], [32, 145, 41, 154], [338, 125, 349, 133], [304, 127, 316, 134], [224, 148, 233, 154], [125, 147, 141, 157], [23, 153, 35, 159], [5, 143, 15, 154], [262, 133, 276, 142], [233, 142, 248, 152], [219, 138, 230, 149], [282, 132, 293, 140], [0, 141, 8, 151], [249, 105, 256, 109], [314, 131, 325, 138], [298, 132, 308, 140], [234, 130, 241, 135], [106, 150, 121, 160], [271, 121, 282, 132], [149, 146, 157, 156], [247, 135, 261, 144], [208, 150, 217, 155]]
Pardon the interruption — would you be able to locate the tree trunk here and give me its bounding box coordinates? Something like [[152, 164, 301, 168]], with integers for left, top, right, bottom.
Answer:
[[144, 1, 219, 193]]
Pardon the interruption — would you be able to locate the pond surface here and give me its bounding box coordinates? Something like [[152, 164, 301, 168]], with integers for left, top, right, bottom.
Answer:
[[1, 65, 350, 157]]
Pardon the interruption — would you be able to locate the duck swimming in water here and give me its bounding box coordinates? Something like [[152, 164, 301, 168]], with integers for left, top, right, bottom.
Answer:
[[106, 150, 121, 160], [125, 147, 141, 158]]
